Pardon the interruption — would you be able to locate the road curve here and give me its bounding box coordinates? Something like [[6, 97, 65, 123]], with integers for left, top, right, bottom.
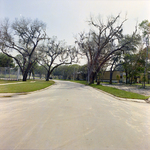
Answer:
[[0, 80, 150, 150]]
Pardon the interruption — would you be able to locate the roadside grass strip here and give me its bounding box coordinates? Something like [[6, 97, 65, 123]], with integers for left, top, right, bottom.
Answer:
[[72, 80, 148, 100], [0, 80, 55, 93], [90, 84, 148, 100]]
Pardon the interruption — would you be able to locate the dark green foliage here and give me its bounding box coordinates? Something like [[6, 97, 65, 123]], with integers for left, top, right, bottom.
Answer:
[[34, 65, 47, 79], [139, 20, 150, 36], [0, 53, 15, 67], [52, 64, 87, 80]]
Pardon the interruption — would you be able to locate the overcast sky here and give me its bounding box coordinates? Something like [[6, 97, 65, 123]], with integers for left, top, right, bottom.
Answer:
[[0, 0, 150, 46]]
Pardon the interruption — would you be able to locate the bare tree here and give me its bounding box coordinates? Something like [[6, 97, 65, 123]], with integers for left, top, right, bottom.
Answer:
[[76, 14, 137, 84], [37, 37, 78, 81], [0, 18, 47, 81]]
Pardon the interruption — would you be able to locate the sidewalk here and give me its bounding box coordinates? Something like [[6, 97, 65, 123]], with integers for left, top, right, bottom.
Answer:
[[0, 82, 24, 85]]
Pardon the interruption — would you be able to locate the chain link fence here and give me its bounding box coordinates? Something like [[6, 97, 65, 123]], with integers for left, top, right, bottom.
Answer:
[[0, 67, 21, 80]]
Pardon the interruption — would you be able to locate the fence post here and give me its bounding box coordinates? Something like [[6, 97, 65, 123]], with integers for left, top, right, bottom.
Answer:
[[17, 67, 20, 81]]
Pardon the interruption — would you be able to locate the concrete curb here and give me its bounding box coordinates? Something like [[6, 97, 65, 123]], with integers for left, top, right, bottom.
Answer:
[[71, 81, 150, 104]]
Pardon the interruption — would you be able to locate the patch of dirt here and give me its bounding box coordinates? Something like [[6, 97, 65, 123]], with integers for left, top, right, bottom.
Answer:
[[18, 93, 28, 95], [1, 95, 12, 98]]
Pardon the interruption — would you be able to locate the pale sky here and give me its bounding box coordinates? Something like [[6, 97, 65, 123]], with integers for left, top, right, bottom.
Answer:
[[0, 0, 150, 46]]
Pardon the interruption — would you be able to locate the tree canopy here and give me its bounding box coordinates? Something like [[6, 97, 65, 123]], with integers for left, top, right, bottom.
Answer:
[[37, 37, 78, 81], [0, 53, 15, 67], [76, 14, 138, 84], [0, 18, 47, 81], [0, 16, 149, 83]]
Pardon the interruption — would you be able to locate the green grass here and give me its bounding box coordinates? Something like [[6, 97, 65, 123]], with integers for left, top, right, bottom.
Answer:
[[0, 80, 19, 84], [134, 83, 150, 86], [71, 80, 149, 100], [91, 84, 148, 100], [0, 80, 55, 93]]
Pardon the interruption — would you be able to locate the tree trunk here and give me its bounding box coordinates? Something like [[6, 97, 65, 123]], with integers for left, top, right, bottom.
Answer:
[[96, 72, 101, 85], [22, 71, 28, 81], [89, 72, 96, 84], [130, 78, 132, 85], [109, 71, 113, 84], [32, 73, 35, 80], [28, 71, 31, 80], [109, 59, 116, 84], [46, 71, 50, 81], [125, 71, 128, 84], [22, 63, 32, 81], [39, 73, 42, 79], [130, 75, 133, 85]]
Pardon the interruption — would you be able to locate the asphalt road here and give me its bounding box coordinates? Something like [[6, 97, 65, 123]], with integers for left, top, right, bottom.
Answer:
[[0, 80, 150, 150]]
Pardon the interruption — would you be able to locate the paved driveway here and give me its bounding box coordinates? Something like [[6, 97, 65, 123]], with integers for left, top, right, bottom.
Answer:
[[0, 80, 150, 149]]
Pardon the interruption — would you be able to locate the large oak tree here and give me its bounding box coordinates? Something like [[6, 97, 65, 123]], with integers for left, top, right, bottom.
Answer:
[[37, 37, 78, 81], [76, 14, 138, 84], [0, 18, 47, 81]]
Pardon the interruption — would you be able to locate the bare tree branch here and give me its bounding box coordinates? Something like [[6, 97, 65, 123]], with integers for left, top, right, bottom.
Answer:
[[0, 17, 47, 81], [37, 37, 78, 81], [76, 14, 137, 84]]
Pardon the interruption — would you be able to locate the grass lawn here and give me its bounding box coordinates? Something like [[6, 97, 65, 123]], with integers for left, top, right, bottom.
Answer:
[[0, 80, 55, 93], [71, 80, 149, 100], [91, 84, 148, 100], [0, 80, 19, 84], [134, 83, 150, 86]]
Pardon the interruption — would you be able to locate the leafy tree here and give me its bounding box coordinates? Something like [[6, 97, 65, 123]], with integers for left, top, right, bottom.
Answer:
[[139, 20, 150, 88], [52, 64, 87, 80], [77, 64, 88, 80], [0, 53, 14, 67], [0, 18, 47, 81], [122, 54, 136, 84], [139, 20, 150, 37], [52, 65, 69, 79], [119, 34, 141, 84], [67, 64, 79, 80], [122, 50, 145, 84], [34, 65, 46, 79]]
